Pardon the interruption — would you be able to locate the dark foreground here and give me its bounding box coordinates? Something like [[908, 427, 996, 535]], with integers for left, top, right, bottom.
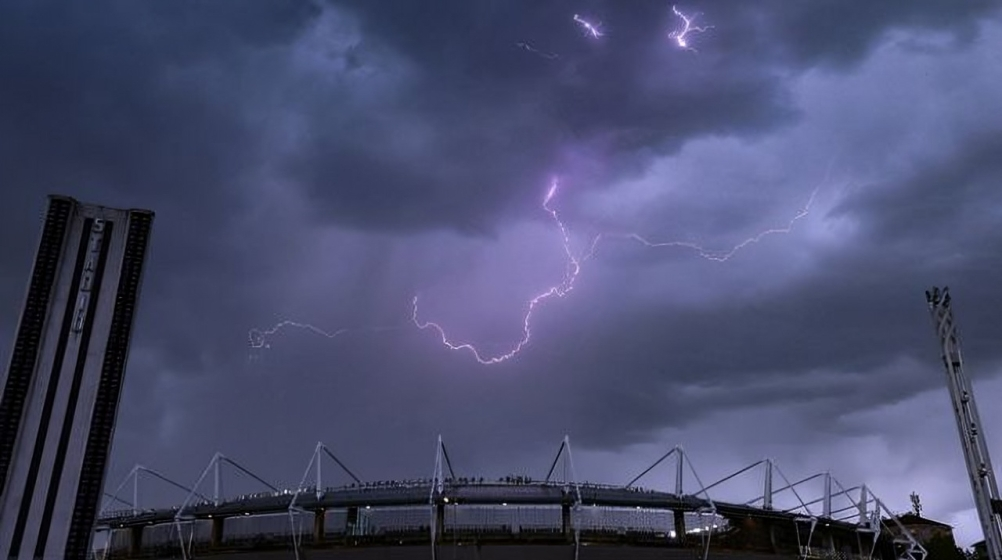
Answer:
[[156, 545, 796, 560]]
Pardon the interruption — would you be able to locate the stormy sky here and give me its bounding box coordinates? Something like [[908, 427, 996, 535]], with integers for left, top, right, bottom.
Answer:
[[2, 0, 1002, 548]]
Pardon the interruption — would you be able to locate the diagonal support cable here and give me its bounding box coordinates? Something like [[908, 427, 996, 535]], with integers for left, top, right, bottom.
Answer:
[[626, 447, 678, 489], [174, 453, 281, 560], [831, 499, 874, 519], [220, 456, 279, 493], [772, 464, 815, 517], [695, 460, 766, 496], [440, 442, 457, 479], [746, 472, 825, 506], [321, 445, 362, 484], [545, 439, 567, 483], [289, 442, 363, 560], [789, 486, 861, 515], [102, 492, 133, 509], [101, 464, 207, 517]]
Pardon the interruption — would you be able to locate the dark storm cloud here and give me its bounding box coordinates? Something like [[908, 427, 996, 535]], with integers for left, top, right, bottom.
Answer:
[[288, 0, 999, 233], [288, 0, 796, 233], [765, 0, 996, 68], [0, 0, 340, 507], [1, 0, 1002, 538], [0, 0, 325, 373], [831, 129, 1002, 245], [0, 0, 318, 211], [533, 191, 1002, 450]]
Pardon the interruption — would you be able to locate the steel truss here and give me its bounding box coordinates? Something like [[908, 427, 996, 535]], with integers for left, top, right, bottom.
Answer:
[[627, 445, 718, 560], [632, 451, 926, 560], [429, 435, 456, 560], [96, 439, 927, 560], [91, 465, 201, 560], [289, 441, 362, 560], [173, 452, 279, 560], [544, 436, 583, 560]]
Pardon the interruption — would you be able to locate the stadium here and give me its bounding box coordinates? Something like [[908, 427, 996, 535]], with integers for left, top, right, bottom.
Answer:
[[92, 440, 926, 560], [2, 199, 965, 560]]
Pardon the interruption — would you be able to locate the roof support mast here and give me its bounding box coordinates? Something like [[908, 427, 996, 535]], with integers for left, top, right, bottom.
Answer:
[[926, 287, 1002, 560]]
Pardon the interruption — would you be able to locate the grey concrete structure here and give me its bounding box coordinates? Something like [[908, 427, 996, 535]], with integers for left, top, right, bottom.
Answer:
[[0, 196, 154, 560]]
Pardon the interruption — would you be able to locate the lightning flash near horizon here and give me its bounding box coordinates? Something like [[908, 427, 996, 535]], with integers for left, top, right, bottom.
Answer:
[[669, 5, 712, 51]]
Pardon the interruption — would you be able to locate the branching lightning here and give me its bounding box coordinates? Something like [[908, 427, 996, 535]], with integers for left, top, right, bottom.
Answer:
[[668, 5, 712, 52], [411, 180, 596, 365], [412, 180, 819, 365], [248, 6, 815, 366], [516, 42, 559, 60], [573, 14, 604, 39]]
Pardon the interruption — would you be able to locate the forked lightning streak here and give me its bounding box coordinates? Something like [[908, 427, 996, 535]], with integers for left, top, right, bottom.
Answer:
[[669, 5, 712, 52], [412, 180, 817, 365]]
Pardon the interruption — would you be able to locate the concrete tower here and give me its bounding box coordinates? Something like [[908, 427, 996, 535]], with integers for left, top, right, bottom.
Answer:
[[0, 196, 154, 560]]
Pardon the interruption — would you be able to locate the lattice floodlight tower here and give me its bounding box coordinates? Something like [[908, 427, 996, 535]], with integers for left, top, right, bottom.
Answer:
[[927, 287, 1002, 560]]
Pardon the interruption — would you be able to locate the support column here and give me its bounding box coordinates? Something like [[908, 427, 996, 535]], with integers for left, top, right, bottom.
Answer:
[[211, 517, 224, 548], [858, 485, 868, 524], [562, 503, 572, 541], [129, 526, 142, 557], [675, 448, 684, 495], [763, 459, 773, 510], [823, 472, 832, 518], [674, 511, 687, 545], [436, 503, 445, 540], [346, 506, 359, 537], [314, 508, 326, 543]]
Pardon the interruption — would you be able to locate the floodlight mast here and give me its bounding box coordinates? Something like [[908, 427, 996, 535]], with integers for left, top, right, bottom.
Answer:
[[926, 287, 1002, 560]]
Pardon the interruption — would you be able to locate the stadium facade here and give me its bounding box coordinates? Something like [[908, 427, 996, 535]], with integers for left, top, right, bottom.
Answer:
[[93, 441, 929, 560]]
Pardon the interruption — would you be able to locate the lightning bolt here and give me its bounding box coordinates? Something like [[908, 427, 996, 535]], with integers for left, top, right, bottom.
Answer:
[[668, 5, 712, 52], [573, 14, 604, 39], [413, 179, 819, 364], [249, 321, 350, 349], [607, 188, 818, 262], [248, 321, 399, 350], [412, 180, 596, 365], [516, 42, 559, 60]]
